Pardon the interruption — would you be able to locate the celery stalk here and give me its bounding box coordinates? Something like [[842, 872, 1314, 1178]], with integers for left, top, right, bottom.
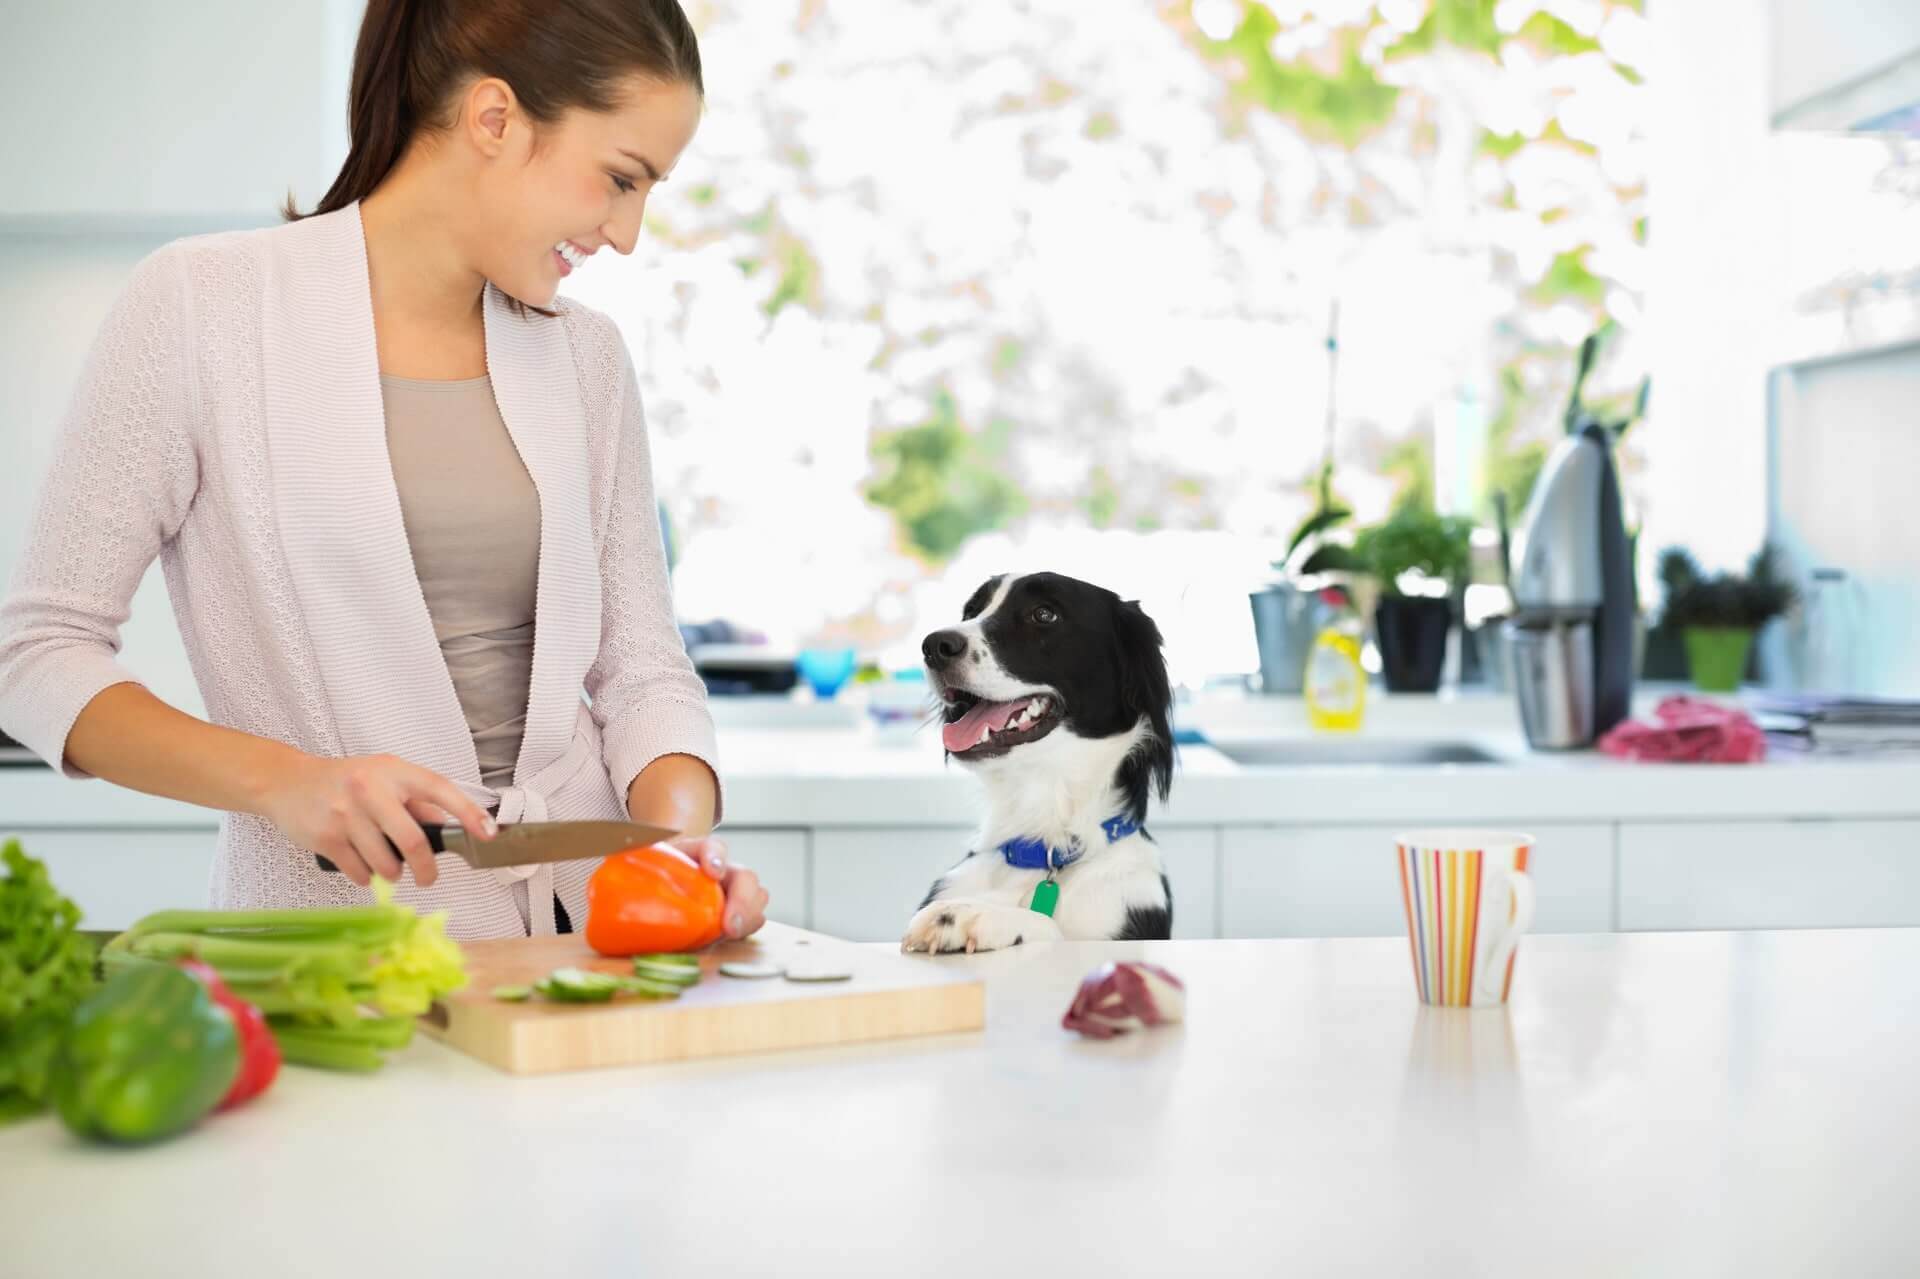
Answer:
[[268, 1027, 386, 1072], [108, 885, 466, 1073]]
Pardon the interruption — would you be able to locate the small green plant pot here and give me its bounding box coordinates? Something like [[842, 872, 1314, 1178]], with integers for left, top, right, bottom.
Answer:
[[1683, 626, 1754, 693]]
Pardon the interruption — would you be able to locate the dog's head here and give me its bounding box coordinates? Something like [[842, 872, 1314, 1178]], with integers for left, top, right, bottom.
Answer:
[[921, 572, 1174, 820]]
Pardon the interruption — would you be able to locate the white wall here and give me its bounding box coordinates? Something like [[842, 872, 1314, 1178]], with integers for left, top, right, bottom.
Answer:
[[0, 0, 357, 225], [1, 2, 361, 731], [1641, 0, 1775, 573]]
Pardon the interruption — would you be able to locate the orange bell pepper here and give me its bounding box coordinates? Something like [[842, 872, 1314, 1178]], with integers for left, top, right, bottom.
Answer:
[[585, 845, 727, 957]]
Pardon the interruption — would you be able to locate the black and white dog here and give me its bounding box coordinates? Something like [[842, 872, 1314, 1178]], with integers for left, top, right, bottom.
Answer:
[[901, 572, 1176, 953]]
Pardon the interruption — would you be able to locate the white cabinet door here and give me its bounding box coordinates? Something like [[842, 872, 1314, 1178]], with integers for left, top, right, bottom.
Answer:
[[14, 827, 218, 931], [811, 828, 974, 942], [809, 826, 1217, 942], [1154, 828, 1219, 940], [1618, 819, 1920, 931], [1220, 824, 1615, 938], [714, 828, 809, 930]]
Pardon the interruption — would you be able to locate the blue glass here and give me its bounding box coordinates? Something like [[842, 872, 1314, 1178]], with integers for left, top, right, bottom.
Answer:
[[796, 646, 857, 699]]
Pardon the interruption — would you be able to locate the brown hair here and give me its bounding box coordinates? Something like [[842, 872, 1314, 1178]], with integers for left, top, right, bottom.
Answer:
[[285, 0, 702, 308]]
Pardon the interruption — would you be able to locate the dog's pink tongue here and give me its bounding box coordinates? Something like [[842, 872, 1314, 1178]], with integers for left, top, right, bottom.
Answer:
[[943, 699, 1024, 752]]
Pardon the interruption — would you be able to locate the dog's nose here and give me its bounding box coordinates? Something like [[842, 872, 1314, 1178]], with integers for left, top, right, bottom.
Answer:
[[922, 629, 969, 670]]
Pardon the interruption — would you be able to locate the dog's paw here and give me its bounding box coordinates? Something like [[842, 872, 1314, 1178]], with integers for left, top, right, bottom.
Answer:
[[902, 901, 1063, 954]]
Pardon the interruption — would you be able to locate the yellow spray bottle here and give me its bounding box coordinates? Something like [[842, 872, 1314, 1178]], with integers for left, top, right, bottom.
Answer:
[[1304, 589, 1366, 733]]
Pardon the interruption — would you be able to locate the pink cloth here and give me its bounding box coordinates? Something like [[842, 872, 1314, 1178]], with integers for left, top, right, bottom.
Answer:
[[1598, 696, 1766, 764], [0, 203, 720, 939]]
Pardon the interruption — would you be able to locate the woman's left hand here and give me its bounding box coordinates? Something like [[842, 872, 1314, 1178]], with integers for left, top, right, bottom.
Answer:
[[669, 836, 769, 940]]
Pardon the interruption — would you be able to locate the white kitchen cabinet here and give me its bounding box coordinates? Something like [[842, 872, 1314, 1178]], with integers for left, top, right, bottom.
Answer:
[[808, 825, 1219, 943], [14, 826, 218, 931], [1153, 827, 1220, 940], [715, 828, 809, 930], [1618, 819, 1920, 931], [1219, 823, 1616, 939], [0, 1, 356, 228], [811, 827, 975, 942]]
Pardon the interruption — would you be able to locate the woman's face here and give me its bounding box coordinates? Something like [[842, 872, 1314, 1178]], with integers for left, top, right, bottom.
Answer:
[[466, 73, 702, 308]]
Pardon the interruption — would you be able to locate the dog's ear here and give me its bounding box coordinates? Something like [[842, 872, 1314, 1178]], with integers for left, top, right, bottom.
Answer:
[[1113, 598, 1174, 818]]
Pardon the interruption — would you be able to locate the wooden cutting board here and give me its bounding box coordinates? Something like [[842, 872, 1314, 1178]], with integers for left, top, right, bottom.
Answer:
[[419, 922, 985, 1075]]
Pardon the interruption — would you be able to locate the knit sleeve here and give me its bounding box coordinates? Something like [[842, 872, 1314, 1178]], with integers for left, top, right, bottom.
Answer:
[[580, 322, 724, 824], [0, 243, 202, 778]]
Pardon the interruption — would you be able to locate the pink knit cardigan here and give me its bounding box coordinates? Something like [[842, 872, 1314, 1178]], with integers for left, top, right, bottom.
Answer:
[[0, 204, 721, 939]]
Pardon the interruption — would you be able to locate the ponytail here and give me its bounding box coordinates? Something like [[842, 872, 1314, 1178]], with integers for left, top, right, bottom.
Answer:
[[283, 0, 431, 220]]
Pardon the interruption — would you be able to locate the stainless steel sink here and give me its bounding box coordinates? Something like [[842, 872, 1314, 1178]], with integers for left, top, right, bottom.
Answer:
[[1207, 738, 1506, 768]]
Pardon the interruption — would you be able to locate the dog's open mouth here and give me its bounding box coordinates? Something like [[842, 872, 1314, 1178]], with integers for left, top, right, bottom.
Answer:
[[940, 688, 1064, 758]]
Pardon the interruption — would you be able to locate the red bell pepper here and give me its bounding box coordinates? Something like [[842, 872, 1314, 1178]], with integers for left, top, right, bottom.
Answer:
[[177, 959, 281, 1109], [585, 844, 727, 956]]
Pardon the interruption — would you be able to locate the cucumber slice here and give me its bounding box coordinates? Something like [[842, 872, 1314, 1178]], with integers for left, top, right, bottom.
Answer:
[[490, 984, 535, 1002], [631, 957, 702, 987], [617, 974, 687, 999], [537, 967, 622, 1003]]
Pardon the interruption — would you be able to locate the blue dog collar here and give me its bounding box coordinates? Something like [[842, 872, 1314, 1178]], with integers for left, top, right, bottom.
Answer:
[[998, 815, 1141, 871]]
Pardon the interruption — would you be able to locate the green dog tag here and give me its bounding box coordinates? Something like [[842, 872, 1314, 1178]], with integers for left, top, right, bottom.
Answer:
[[1029, 879, 1060, 917]]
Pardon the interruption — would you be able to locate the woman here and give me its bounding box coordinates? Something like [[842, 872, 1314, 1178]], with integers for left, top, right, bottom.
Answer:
[[0, 0, 768, 942]]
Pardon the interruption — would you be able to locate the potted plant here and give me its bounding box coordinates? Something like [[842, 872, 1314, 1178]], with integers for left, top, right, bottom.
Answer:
[[1353, 507, 1474, 693], [1656, 546, 1797, 693]]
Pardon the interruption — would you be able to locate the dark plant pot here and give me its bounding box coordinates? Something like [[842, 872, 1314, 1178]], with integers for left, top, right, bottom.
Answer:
[[1374, 595, 1452, 693]]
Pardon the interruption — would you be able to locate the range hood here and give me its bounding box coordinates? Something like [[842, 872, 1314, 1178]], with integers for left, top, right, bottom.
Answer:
[[1773, 49, 1920, 135], [1770, 3, 1920, 135]]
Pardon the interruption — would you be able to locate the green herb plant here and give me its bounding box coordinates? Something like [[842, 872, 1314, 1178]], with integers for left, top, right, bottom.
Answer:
[[1658, 546, 1797, 631], [1352, 508, 1474, 596]]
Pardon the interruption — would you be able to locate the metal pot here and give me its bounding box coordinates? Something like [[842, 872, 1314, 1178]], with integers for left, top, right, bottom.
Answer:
[[1249, 584, 1329, 695]]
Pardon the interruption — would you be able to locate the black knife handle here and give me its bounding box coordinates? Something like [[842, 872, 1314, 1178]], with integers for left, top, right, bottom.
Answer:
[[315, 822, 450, 874]]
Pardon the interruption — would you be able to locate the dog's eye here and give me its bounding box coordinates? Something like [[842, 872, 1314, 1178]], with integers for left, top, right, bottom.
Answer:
[[1030, 606, 1058, 625]]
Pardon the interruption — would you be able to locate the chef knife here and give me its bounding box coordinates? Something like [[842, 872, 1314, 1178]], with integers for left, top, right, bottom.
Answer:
[[314, 819, 681, 874]]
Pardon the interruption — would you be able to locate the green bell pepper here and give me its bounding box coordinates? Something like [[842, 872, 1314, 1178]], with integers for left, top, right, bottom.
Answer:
[[54, 964, 239, 1145]]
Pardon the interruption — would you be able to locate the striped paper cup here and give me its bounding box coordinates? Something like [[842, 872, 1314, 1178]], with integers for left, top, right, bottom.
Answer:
[[1395, 830, 1537, 1008]]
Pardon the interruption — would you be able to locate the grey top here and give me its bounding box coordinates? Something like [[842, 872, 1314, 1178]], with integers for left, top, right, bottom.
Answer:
[[381, 373, 538, 791]]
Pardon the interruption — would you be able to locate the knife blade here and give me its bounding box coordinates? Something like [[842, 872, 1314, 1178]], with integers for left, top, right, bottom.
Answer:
[[314, 819, 681, 875]]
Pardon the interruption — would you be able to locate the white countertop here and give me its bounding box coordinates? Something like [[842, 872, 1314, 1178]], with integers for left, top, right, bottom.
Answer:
[[7, 688, 1920, 829], [4, 928, 1916, 1276]]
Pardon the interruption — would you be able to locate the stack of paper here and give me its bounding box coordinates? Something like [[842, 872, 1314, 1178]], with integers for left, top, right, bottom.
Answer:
[[1746, 695, 1920, 755]]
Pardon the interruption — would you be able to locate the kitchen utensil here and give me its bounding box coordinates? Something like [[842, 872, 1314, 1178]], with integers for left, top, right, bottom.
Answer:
[[1507, 423, 1635, 747], [1395, 830, 1535, 1008], [1493, 491, 1514, 595], [420, 922, 985, 1073], [1507, 617, 1595, 750], [797, 646, 857, 699], [314, 819, 679, 875], [1250, 583, 1329, 694], [1799, 567, 1862, 695]]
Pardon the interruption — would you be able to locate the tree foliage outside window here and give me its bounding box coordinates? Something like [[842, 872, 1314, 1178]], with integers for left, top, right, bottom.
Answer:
[[564, 0, 1651, 650]]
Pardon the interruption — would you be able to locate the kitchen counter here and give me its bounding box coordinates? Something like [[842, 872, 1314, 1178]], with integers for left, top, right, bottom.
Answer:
[[7, 688, 1919, 829], [711, 707, 1920, 828], [4, 928, 1917, 1276], [14, 688, 1920, 939]]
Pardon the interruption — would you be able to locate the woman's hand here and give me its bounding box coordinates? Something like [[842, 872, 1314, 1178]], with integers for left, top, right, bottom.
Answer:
[[261, 753, 498, 889], [669, 836, 769, 940]]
